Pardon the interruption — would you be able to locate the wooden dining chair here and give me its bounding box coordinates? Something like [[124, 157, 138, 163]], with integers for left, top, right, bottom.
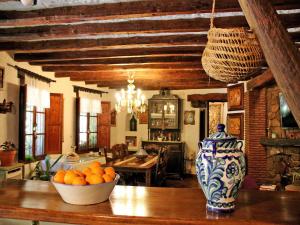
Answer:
[[111, 143, 129, 160], [153, 147, 169, 186]]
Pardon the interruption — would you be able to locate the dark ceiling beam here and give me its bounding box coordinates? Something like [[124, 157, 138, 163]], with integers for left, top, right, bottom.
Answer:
[[56, 70, 207, 80], [0, 0, 237, 27], [247, 69, 275, 90], [14, 46, 205, 62], [1, 0, 299, 27], [42, 62, 202, 72], [87, 78, 214, 85], [30, 55, 201, 66], [1, 13, 299, 42], [97, 82, 226, 90], [0, 16, 245, 42], [2, 31, 299, 53], [0, 34, 206, 53], [187, 93, 228, 102], [238, 0, 300, 126]]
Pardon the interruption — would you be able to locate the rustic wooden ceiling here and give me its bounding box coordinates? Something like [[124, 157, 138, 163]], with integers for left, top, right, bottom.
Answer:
[[0, 0, 299, 90]]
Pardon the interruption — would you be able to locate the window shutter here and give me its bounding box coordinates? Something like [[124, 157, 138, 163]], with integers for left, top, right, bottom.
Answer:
[[45, 93, 64, 154]]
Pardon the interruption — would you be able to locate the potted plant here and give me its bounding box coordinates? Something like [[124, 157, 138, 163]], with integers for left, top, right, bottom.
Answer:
[[0, 141, 17, 166], [31, 154, 63, 181]]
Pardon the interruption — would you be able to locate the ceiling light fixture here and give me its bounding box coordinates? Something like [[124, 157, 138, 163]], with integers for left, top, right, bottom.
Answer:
[[115, 74, 146, 114]]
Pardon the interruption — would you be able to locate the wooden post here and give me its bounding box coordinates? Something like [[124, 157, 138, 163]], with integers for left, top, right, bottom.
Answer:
[[238, 0, 300, 126]]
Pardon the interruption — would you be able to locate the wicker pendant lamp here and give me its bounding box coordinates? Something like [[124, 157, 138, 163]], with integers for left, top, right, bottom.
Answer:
[[201, 0, 264, 83]]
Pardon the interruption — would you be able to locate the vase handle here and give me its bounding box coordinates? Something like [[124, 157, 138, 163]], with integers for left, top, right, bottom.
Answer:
[[236, 141, 243, 151]]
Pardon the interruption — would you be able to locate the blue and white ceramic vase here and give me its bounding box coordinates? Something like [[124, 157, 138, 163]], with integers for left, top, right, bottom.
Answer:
[[196, 124, 246, 212]]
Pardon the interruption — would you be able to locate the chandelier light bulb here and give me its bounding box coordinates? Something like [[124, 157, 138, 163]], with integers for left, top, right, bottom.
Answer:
[[20, 0, 34, 6]]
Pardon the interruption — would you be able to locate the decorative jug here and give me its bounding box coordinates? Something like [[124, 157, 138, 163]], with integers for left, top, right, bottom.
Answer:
[[196, 124, 246, 212]]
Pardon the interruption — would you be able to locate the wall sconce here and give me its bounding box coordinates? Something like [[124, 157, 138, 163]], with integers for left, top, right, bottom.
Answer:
[[0, 99, 13, 114]]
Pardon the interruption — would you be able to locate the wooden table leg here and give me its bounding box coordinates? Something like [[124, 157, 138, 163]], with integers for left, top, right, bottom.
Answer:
[[145, 170, 151, 187]]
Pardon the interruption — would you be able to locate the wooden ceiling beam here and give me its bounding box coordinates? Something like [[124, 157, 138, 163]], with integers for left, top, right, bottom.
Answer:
[[30, 55, 201, 66], [88, 78, 214, 85], [97, 82, 226, 90], [56, 70, 207, 80], [187, 93, 228, 102], [0, 34, 206, 53], [247, 69, 275, 90], [42, 62, 202, 72], [1, 0, 299, 27], [0, 17, 244, 42], [14, 46, 204, 62], [2, 31, 299, 53], [239, 0, 300, 126], [1, 13, 299, 42]]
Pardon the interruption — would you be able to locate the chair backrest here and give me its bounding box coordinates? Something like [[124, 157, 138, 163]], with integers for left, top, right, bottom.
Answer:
[[154, 147, 169, 185], [111, 143, 129, 160]]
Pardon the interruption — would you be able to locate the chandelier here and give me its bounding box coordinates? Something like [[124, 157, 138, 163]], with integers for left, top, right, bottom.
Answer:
[[115, 75, 147, 114]]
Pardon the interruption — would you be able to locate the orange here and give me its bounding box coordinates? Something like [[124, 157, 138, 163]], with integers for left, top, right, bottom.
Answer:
[[104, 167, 115, 173], [72, 176, 87, 186], [90, 166, 105, 176], [73, 170, 84, 177], [88, 174, 104, 185], [102, 174, 113, 183], [64, 171, 78, 185], [82, 167, 92, 176], [89, 161, 101, 169], [53, 171, 65, 184], [105, 170, 116, 179]]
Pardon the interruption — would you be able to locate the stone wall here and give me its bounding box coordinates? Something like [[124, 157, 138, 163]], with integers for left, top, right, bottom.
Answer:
[[265, 85, 300, 184]]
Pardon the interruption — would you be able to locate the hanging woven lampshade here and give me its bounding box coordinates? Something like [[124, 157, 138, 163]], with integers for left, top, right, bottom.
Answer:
[[201, 0, 264, 83]]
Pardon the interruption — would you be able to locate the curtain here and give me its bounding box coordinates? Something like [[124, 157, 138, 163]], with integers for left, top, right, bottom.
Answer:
[[79, 91, 102, 114], [26, 76, 50, 109]]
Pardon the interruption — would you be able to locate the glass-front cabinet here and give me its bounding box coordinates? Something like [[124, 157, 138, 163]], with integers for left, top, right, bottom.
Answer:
[[149, 100, 179, 129], [148, 90, 181, 140]]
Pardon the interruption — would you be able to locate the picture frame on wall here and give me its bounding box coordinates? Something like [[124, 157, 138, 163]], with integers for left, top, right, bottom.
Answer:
[[184, 110, 195, 125], [125, 136, 137, 147], [137, 109, 148, 124], [110, 109, 116, 126], [227, 113, 244, 140], [0, 67, 4, 88], [227, 83, 244, 111]]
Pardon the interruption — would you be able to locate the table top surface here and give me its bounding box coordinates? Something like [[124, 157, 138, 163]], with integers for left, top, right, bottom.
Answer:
[[111, 155, 158, 170], [0, 179, 300, 225]]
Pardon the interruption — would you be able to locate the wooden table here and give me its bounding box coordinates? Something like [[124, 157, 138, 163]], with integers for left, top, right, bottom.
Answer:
[[1, 179, 300, 225], [111, 155, 158, 186]]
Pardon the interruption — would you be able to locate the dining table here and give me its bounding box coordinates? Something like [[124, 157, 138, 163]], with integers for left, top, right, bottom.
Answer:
[[109, 155, 158, 186]]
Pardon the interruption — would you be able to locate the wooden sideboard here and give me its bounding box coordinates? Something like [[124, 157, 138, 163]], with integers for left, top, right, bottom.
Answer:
[[142, 140, 185, 178], [1, 179, 300, 225]]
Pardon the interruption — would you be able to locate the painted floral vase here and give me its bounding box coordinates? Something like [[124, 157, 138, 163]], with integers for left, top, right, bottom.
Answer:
[[196, 124, 246, 212]]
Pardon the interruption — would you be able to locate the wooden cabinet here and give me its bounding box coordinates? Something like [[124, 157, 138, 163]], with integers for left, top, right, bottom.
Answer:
[[148, 91, 181, 130], [142, 141, 185, 178]]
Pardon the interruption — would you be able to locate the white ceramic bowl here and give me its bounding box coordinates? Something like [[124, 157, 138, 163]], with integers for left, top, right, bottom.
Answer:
[[51, 174, 119, 205]]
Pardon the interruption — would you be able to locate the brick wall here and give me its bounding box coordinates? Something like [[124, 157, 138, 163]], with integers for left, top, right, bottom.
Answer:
[[245, 88, 268, 183]]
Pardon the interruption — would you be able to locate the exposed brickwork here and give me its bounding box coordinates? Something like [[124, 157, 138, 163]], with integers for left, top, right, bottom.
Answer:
[[245, 88, 268, 183]]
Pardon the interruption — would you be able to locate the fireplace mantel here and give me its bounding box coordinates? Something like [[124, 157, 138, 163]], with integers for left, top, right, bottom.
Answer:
[[260, 138, 300, 147]]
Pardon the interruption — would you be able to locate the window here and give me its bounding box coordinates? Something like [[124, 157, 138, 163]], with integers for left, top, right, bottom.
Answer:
[[79, 112, 98, 150], [25, 106, 45, 160], [76, 97, 102, 153]]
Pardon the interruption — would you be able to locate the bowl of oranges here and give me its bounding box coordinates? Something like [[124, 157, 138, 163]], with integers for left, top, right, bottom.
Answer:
[[51, 161, 119, 205]]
